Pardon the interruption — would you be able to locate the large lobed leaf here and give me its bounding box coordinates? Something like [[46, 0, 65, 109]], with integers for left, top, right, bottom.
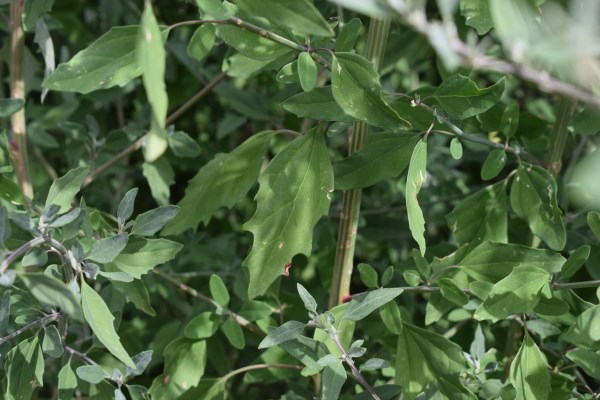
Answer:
[[243, 128, 333, 298], [162, 131, 273, 235]]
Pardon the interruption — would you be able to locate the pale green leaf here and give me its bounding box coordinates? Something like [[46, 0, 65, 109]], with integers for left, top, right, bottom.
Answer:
[[334, 132, 420, 190], [117, 188, 138, 226], [19, 273, 83, 321], [379, 301, 402, 334], [131, 205, 179, 236], [45, 166, 90, 213], [5, 335, 44, 400], [0, 98, 25, 118], [361, 358, 390, 371], [258, 321, 306, 349], [381, 265, 395, 286], [396, 322, 476, 400], [113, 279, 156, 316], [125, 350, 154, 378], [446, 181, 507, 248], [22, 0, 54, 31], [298, 52, 318, 92], [566, 349, 600, 379], [42, 324, 64, 357], [588, 212, 600, 240], [474, 266, 550, 322], [562, 305, 600, 350], [243, 128, 333, 298], [184, 312, 219, 339], [209, 274, 230, 307], [188, 24, 215, 62], [279, 335, 329, 371], [297, 283, 318, 314], [434, 75, 505, 120], [357, 263, 379, 288], [58, 362, 77, 400], [162, 131, 272, 235], [277, 60, 299, 83], [322, 361, 347, 400], [450, 138, 463, 159], [438, 278, 469, 306], [239, 300, 272, 321], [406, 139, 428, 255], [81, 280, 135, 368], [217, 25, 290, 61], [221, 318, 245, 350], [335, 18, 362, 52], [343, 288, 403, 321], [510, 333, 550, 400], [332, 53, 410, 129], [87, 234, 129, 263], [481, 149, 506, 180], [560, 245, 590, 281], [281, 86, 357, 122], [168, 131, 201, 158], [510, 163, 566, 251], [34, 19, 55, 102], [113, 238, 183, 278], [142, 158, 174, 206], [43, 26, 143, 94], [460, 0, 493, 34], [76, 365, 107, 384]]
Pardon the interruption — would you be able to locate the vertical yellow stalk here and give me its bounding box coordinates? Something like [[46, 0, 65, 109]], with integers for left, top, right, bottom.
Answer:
[[9, 0, 33, 200], [328, 18, 391, 308]]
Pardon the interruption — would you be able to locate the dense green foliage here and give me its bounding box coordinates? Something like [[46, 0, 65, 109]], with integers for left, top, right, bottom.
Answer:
[[1, 0, 600, 399]]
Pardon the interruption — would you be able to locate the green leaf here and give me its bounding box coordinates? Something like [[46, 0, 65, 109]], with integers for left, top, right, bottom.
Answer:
[[361, 358, 390, 371], [322, 361, 347, 400], [221, 318, 245, 350], [45, 166, 90, 213], [276, 60, 299, 83], [22, 0, 54, 31], [481, 149, 506, 180], [117, 188, 138, 226], [438, 278, 469, 306], [474, 266, 550, 322], [281, 87, 357, 122], [19, 273, 83, 321], [396, 322, 476, 400], [335, 18, 362, 52], [87, 234, 129, 263], [0, 174, 24, 204], [58, 362, 77, 400], [334, 132, 420, 190], [566, 349, 600, 379], [34, 19, 55, 102], [343, 288, 403, 321], [412, 249, 430, 279], [113, 238, 183, 278], [510, 163, 566, 251], [5, 335, 44, 400], [187, 24, 215, 62], [501, 100, 520, 138], [450, 138, 463, 159], [258, 321, 306, 349], [510, 333, 550, 400], [406, 139, 428, 255], [142, 158, 174, 206], [113, 279, 156, 316], [184, 312, 219, 339], [42, 324, 64, 357], [381, 265, 395, 286], [458, 241, 565, 282], [131, 206, 179, 236], [243, 128, 333, 298], [562, 305, 600, 350], [148, 339, 207, 400], [298, 52, 318, 92], [560, 245, 590, 281], [138, 4, 169, 162], [403, 270, 421, 287], [162, 131, 272, 235], [588, 212, 600, 240], [209, 274, 230, 307], [76, 365, 107, 384], [0, 98, 25, 118], [357, 263, 379, 288], [168, 131, 201, 158], [235, 0, 332, 37], [332, 53, 410, 129], [434, 75, 505, 120], [239, 300, 272, 321], [126, 350, 154, 378], [297, 283, 318, 314], [81, 280, 135, 368], [279, 335, 329, 371], [446, 181, 507, 248], [43, 26, 143, 94], [217, 24, 290, 61], [379, 301, 402, 334], [460, 0, 493, 34]]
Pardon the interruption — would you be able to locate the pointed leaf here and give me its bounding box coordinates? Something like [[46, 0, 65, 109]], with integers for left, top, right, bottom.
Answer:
[[560, 245, 590, 281], [258, 321, 306, 349], [281, 86, 357, 122], [81, 280, 135, 368], [45, 166, 90, 213], [562, 305, 600, 350], [343, 288, 403, 321], [434, 75, 505, 120], [322, 361, 347, 400], [184, 312, 219, 339], [58, 362, 77, 399], [438, 278, 469, 306], [379, 301, 402, 334], [243, 128, 333, 298], [298, 52, 318, 92], [460, 0, 493, 34], [481, 149, 506, 180], [113, 238, 183, 278], [117, 188, 138, 226], [131, 205, 179, 236], [511, 163, 566, 251], [42, 324, 64, 358], [217, 25, 290, 61], [588, 211, 600, 240], [446, 181, 507, 248], [0, 98, 25, 118], [5, 335, 44, 400], [162, 131, 273, 235], [566, 349, 600, 379], [168, 131, 201, 158], [187, 24, 215, 62], [125, 350, 154, 378], [510, 333, 550, 400], [297, 283, 318, 313], [406, 139, 428, 255], [87, 234, 129, 263], [221, 318, 245, 350], [209, 274, 230, 307], [43, 27, 144, 93], [19, 273, 83, 321], [335, 18, 362, 52], [332, 53, 410, 129], [76, 365, 107, 384], [334, 132, 420, 190], [357, 263, 379, 288], [396, 322, 476, 400]]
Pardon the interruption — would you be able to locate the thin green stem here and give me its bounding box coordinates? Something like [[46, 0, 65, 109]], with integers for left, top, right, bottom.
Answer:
[[553, 280, 600, 291], [9, 0, 33, 202], [151, 269, 266, 337], [328, 18, 391, 308], [0, 236, 76, 277], [222, 363, 303, 382], [547, 96, 576, 176]]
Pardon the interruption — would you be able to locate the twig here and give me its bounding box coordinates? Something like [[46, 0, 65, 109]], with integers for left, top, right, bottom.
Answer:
[[151, 269, 266, 337], [83, 72, 226, 187], [221, 363, 303, 381], [0, 235, 77, 275], [0, 312, 61, 345]]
